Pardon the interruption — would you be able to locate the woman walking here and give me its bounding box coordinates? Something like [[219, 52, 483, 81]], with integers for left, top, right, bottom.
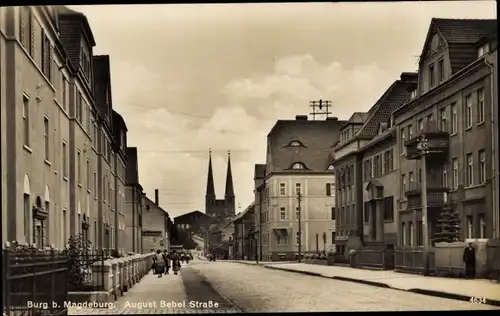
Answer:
[[153, 249, 166, 278], [171, 250, 181, 275]]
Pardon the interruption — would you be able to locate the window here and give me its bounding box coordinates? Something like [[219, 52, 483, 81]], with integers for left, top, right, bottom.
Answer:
[[44, 117, 49, 160], [296, 232, 301, 245], [86, 160, 90, 191], [41, 31, 52, 81], [63, 210, 67, 247], [466, 153, 473, 187], [479, 150, 486, 184], [465, 94, 472, 129], [93, 172, 97, 198], [478, 43, 490, 58], [363, 160, 370, 180], [331, 207, 336, 220], [441, 165, 448, 188], [400, 128, 406, 155], [439, 108, 447, 132], [76, 91, 82, 122], [86, 104, 91, 132], [289, 141, 302, 147], [279, 183, 286, 196], [477, 89, 484, 123], [452, 158, 459, 189], [382, 152, 388, 174], [24, 194, 30, 243], [401, 174, 406, 195], [401, 223, 407, 245], [408, 124, 413, 139], [19, 7, 32, 50], [77, 151, 82, 185], [466, 216, 473, 238], [428, 64, 435, 88], [331, 231, 336, 244], [416, 221, 423, 246], [326, 183, 334, 196], [374, 155, 380, 177], [62, 78, 68, 110], [428, 114, 434, 124], [280, 207, 286, 220], [295, 183, 301, 196], [295, 207, 300, 220], [479, 215, 486, 239], [451, 103, 458, 134], [438, 59, 444, 82], [418, 119, 424, 131], [409, 172, 414, 190], [292, 162, 305, 170], [23, 95, 30, 146], [409, 222, 414, 246], [410, 89, 417, 99], [62, 142, 67, 178], [388, 149, 393, 171], [383, 196, 394, 221]]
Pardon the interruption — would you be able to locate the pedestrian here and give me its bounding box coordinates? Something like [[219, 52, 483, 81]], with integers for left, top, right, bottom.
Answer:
[[463, 242, 476, 279], [153, 249, 165, 278], [163, 250, 170, 275], [171, 250, 181, 275]]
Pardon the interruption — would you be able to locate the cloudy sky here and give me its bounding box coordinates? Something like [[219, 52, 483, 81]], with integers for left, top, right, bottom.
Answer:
[[72, 1, 495, 219]]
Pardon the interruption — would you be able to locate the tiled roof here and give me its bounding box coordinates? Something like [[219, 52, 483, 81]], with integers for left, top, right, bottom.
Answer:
[[254, 164, 266, 179], [433, 18, 497, 44], [354, 74, 418, 140], [432, 18, 497, 74], [174, 210, 210, 221], [348, 112, 369, 124], [267, 118, 346, 173]]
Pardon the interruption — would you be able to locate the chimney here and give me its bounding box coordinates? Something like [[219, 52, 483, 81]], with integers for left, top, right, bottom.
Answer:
[[295, 115, 308, 120], [326, 117, 338, 121], [400, 72, 418, 82], [155, 189, 159, 205]]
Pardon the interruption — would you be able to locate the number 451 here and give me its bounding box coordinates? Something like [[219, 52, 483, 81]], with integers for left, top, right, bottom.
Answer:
[[470, 297, 486, 304]]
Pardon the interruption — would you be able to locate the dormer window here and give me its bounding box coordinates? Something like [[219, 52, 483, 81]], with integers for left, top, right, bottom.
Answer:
[[288, 140, 303, 147], [410, 89, 417, 99], [291, 162, 306, 170], [478, 43, 490, 58], [327, 165, 334, 171]]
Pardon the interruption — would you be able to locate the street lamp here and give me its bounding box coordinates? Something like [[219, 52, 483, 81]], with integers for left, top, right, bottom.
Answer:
[[417, 136, 430, 276]]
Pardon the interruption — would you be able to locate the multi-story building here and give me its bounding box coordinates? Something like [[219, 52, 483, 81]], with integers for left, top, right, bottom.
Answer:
[[1, 7, 8, 244], [333, 73, 417, 259], [393, 18, 498, 248], [124, 147, 144, 253], [205, 150, 235, 221], [141, 190, 171, 253], [112, 110, 127, 255], [262, 115, 344, 261], [0, 6, 133, 253], [233, 203, 256, 260], [253, 163, 266, 261]]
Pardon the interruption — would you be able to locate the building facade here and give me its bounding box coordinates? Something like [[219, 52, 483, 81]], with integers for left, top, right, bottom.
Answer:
[[141, 190, 170, 253], [205, 150, 235, 221], [0, 6, 132, 254], [333, 74, 418, 259], [253, 164, 267, 261], [261, 115, 344, 261], [393, 18, 498, 245], [124, 147, 144, 253]]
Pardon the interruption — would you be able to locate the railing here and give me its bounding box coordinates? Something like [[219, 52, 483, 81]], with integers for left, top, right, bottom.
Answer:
[[486, 242, 500, 281], [355, 249, 395, 269], [394, 246, 435, 274], [3, 248, 68, 316], [68, 251, 106, 291]]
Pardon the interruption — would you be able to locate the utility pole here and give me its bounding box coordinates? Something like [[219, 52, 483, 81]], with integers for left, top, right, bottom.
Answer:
[[418, 136, 430, 276], [309, 99, 332, 120], [297, 192, 302, 263]]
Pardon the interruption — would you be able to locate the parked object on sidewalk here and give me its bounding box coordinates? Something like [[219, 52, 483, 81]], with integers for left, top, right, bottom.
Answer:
[[463, 243, 476, 279]]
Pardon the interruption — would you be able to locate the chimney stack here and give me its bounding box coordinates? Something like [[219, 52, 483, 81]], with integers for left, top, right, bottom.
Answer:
[[155, 189, 159, 205], [295, 115, 308, 120]]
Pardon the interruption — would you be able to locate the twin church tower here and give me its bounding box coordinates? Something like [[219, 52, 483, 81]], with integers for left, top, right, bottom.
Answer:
[[205, 150, 235, 221]]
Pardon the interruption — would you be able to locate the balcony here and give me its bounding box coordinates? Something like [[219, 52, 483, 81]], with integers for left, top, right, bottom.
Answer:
[[405, 187, 449, 209], [404, 122, 449, 160]]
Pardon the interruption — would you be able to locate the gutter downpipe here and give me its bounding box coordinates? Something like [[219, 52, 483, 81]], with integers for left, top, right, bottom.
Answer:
[[484, 56, 498, 239]]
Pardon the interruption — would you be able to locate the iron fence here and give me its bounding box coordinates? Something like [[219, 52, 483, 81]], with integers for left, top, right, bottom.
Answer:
[[3, 248, 68, 316], [67, 251, 105, 292]]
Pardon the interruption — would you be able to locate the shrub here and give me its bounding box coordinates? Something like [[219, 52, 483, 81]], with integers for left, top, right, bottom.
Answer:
[[62, 234, 92, 289], [313, 253, 320, 259], [319, 254, 327, 260]]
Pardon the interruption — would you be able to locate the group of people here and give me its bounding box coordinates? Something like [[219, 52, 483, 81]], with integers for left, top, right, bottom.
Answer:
[[152, 249, 192, 277]]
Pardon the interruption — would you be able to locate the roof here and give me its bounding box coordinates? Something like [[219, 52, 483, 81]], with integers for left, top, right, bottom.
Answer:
[[354, 73, 417, 139], [232, 203, 255, 223], [142, 195, 168, 216], [254, 164, 266, 179], [112, 110, 128, 132], [346, 112, 369, 124], [174, 210, 210, 222], [267, 118, 347, 173], [427, 18, 497, 74]]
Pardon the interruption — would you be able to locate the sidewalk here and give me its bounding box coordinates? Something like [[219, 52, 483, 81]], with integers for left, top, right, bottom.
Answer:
[[232, 261, 500, 307], [68, 270, 211, 314]]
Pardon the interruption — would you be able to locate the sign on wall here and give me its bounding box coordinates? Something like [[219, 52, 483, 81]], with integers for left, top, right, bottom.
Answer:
[[142, 230, 162, 237]]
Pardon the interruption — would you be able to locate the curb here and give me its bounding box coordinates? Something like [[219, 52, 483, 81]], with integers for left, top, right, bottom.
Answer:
[[407, 288, 500, 307], [264, 265, 324, 277], [331, 276, 391, 289]]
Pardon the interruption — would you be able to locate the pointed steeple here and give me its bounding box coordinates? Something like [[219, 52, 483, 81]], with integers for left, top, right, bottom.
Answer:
[[225, 150, 234, 198], [206, 149, 215, 198]]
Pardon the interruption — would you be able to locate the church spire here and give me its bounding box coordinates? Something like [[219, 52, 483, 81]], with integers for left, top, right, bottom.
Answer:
[[206, 149, 215, 198], [225, 150, 234, 198]]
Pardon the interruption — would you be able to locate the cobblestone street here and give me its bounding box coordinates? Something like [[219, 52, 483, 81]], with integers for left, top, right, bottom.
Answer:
[[190, 261, 498, 312]]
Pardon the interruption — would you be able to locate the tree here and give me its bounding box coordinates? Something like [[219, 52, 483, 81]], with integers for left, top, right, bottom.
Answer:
[[433, 204, 460, 243]]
